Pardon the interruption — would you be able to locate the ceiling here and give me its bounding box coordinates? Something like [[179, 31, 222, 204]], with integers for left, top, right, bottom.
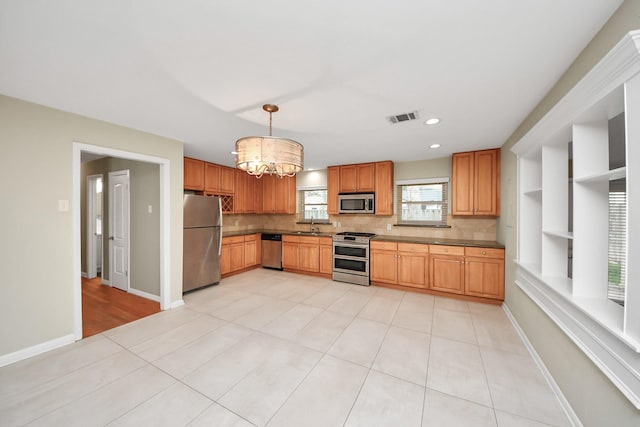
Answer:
[[0, 0, 623, 170]]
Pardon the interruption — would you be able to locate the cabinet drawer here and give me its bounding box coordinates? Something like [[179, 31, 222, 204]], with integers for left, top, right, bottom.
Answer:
[[429, 245, 464, 256], [223, 235, 244, 245], [319, 237, 332, 246], [299, 236, 320, 244], [398, 243, 429, 254], [371, 241, 397, 251], [244, 233, 259, 242], [282, 235, 301, 243], [465, 247, 504, 259]]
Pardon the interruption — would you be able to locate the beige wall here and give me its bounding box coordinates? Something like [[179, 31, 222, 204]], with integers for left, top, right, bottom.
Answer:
[[81, 158, 161, 296], [498, 1, 640, 425], [0, 95, 183, 357]]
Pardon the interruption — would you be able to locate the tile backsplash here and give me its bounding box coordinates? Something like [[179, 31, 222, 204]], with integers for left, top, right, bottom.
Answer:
[[223, 213, 497, 241]]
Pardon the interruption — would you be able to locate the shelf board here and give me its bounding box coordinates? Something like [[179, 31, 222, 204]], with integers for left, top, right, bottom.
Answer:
[[543, 230, 574, 239], [574, 167, 626, 184], [523, 187, 542, 196]]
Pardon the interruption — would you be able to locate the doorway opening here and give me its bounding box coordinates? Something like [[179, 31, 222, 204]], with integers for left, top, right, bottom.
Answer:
[[73, 143, 172, 341]]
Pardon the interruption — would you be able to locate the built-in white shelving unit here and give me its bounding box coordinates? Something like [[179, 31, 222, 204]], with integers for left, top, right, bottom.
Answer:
[[512, 31, 640, 408]]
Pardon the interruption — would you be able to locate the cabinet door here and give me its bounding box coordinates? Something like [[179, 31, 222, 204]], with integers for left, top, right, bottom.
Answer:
[[275, 176, 296, 214], [204, 163, 221, 192], [262, 175, 276, 213], [220, 167, 235, 194], [474, 149, 500, 216], [229, 242, 245, 272], [374, 161, 393, 215], [370, 250, 398, 284], [465, 257, 504, 299], [327, 166, 340, 215], [398, 251, 428, 289], [244, 237, 257, 268], [299, 243, 320, 272], [234, 170, 246, 213], [430, 255, 465, 294], [356, 163, 375, 192], [452, 152, 474, 215], [339, 165, 358, 192], [184, 158, 205, 191], [220, 244, 231, 275], [319, 239, 333, 274], [245, 175, 256, 213], [282, 241, 299, 269]]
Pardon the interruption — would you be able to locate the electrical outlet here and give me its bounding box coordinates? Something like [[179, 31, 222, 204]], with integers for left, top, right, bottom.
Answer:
[[333, 222, 337, 227], [387, 223, 392, 230]]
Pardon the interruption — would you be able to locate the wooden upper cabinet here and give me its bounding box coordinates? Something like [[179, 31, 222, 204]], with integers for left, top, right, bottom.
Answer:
[[234, 170, 247, 213], [327, 166, 340, 215], [452, 148, 500, 216], [184, 157, 205, 191], [340, 163, 375, 193], [220, 166, 235, 194], [374, 161, 393, 215], [262, 175, 295, 214], [474, 149, 500, 216], [204, 163, 220, 192]]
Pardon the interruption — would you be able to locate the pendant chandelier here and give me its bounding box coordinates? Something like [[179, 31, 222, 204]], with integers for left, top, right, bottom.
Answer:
[[235, 104, 304, 178]]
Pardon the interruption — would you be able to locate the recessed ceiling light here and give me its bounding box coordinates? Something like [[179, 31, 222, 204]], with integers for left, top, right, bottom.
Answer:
[[230, 151, 238, 155], [430, 143, 441, 149], [425, 118, 440, 125]]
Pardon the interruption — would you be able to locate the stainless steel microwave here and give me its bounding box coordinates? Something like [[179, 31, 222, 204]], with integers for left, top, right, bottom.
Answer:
[[338, 193, 375, 214]]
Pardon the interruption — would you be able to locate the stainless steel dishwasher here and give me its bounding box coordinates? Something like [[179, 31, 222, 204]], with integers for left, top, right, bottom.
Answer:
[[261, 233, 283, 270]]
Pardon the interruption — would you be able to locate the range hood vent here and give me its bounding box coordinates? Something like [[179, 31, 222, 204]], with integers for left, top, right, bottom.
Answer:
[[387, 111, 419, 124]]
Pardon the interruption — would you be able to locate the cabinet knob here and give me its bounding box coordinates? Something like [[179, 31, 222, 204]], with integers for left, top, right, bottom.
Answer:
[[482, 251, 487, 255]]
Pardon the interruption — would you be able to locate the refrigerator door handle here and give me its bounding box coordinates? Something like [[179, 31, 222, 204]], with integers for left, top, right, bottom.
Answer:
[[218, 198, 223, 256]]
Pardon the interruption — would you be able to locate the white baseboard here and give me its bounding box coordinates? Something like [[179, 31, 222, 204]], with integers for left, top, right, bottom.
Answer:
[[128, 288, 160, 303], [502, 304, 582, 427], [0, 334, 75, 368], [170, 299, 184, 309], [81, 271, 88, 278], [102, 279, 111, 285]]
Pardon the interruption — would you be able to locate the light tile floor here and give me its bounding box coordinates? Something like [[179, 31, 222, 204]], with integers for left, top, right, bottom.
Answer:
[[0, 269, 571, 427]]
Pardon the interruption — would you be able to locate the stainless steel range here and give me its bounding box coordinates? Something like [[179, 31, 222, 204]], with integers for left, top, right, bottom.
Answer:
[[332, 232, 376, 286]]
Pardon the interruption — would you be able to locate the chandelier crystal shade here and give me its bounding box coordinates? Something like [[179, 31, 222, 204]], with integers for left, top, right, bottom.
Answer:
[[235, 104, 304, 178]]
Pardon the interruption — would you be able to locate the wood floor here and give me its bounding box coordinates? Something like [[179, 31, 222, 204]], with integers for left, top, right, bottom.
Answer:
[[82, 276, 160, 338]]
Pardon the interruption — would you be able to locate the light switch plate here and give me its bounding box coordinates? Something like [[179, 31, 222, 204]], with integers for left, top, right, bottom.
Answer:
[[58, 199, 69, 212]]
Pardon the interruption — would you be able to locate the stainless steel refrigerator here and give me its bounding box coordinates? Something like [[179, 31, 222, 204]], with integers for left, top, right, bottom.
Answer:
[[183, 194, 222, 293]]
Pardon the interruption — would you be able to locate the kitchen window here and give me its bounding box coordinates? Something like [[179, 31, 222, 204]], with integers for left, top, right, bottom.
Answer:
[[396, 178, 448, 226], [299, 189, 329, 222]]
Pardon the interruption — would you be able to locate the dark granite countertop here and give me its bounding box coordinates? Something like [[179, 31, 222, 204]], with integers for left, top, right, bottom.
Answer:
[[223, 229, 504, 248], [371, 235, 505, 249]]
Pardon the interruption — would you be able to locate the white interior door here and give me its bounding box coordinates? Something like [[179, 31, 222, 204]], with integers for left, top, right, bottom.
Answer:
[[109, 170, 130, 292], [86, 174, 103, 279]]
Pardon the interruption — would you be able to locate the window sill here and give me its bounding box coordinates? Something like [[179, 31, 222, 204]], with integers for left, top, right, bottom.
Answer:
[[395, 223, 451, 228], [515, 261, 640, 408]]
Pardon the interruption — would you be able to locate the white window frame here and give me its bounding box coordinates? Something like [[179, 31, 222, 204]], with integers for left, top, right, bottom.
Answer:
[[396, 177, 449, 226], [298, 187, 330, 223], [512, 31, 640, 408]]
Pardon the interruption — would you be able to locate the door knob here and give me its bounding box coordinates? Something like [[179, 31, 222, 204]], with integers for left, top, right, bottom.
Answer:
[[109, 236, 115, 240]]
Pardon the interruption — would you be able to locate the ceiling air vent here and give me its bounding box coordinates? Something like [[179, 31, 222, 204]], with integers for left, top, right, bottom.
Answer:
[[388, 111, 419, 124]]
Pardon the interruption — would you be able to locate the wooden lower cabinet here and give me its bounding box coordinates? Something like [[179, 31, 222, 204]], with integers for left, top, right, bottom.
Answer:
[[282, 235, 320, 272], [221, 234, 260, 276], [370, 242, 398, 284], [371, 241, 504, 302], [464, 247, 505, 299], [243, 234, 260, 268], [319, 237, 333, 275], [370, 241, 428, 289]]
